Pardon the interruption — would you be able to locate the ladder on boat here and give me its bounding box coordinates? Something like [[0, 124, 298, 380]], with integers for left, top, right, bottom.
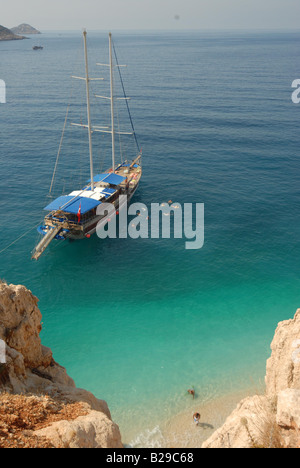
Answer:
[[31, 226, 62, 260]]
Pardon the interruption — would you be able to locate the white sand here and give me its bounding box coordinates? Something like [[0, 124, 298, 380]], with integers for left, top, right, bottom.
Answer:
[[124, 383, 265, 448], [160, 387, 261, 448]]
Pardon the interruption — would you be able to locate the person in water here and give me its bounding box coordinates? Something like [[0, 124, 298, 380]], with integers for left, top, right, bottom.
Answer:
[[193, 413, 201, 426], [188, 389, 195, 399]]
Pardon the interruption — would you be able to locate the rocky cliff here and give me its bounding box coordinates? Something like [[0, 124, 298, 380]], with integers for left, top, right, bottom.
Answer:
[[202, 310, 300, 448], [0, 25, 26, 41], [0, 282, 122, 448]]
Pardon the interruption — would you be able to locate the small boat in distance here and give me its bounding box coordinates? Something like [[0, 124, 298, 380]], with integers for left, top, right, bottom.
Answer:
[[32, 31, 142, 260], [32, 45, 43, 50]]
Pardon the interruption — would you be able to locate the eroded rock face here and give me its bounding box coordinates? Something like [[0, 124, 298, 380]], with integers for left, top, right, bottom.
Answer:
[[266, 310, 300, 397], [35, 410, 123, 449], [202, 396, 273, 449], [276, 388, 300, 428], [0, 282, 122, 448], [202, 309, 300, 449], [0, 283, 49, 368]]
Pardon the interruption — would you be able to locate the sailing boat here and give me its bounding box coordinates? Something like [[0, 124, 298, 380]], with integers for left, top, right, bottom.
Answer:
[[32, 31, 142, 260]]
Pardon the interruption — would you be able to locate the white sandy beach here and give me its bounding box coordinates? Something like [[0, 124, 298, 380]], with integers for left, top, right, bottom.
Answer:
[[124, 385, 263, 448], [161, 387, 261, 448]]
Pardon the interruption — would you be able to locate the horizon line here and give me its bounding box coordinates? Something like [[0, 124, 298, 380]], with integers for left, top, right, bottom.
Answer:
[[37, 27, 300, 32]]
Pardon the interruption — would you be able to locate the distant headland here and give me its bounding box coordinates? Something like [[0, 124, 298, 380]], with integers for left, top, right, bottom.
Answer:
[[0, 23, 41, 41], [11, 23, 41, 35], [0, 25, 26, 41]]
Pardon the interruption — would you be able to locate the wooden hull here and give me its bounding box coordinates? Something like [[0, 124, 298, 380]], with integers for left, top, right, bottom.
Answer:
[[66, 181, 139, 239]]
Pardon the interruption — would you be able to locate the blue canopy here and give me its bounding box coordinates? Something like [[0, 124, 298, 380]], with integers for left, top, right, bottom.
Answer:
[[89, 174, 108, 183], [104, 173, 126, 185], [87, 173, 126, 186], [44, 196, 101, 215], [103, 188, 116, 195]]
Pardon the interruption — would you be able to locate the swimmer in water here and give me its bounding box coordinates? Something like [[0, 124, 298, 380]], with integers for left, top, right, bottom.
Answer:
[[188, 389, 195, 399]]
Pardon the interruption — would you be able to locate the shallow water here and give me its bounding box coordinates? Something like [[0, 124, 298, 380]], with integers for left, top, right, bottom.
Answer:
[[0, 30, 299, 445]]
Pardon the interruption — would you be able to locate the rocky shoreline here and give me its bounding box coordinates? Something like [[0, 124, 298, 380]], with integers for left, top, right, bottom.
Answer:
[[0, 25, 26, 41], [0, 282, 122, 448], [202, 310, 300, 448]]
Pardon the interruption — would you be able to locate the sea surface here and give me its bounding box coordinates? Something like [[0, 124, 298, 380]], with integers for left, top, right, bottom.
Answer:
[[0, 30, 299, 446]]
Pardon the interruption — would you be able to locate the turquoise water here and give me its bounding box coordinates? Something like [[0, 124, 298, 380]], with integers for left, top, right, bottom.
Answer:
[[0, 30, 300, 444]]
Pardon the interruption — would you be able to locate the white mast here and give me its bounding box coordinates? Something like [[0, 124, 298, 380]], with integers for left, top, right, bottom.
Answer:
[[109, 33, 116, 173], [83, 29, 94, 190]]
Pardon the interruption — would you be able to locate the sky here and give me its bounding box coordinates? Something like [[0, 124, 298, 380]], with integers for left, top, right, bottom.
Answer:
[[1, 0, 300, 31]]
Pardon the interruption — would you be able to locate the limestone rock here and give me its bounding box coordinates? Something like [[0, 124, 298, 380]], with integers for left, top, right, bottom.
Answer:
[[0, 282, 122, 448], [266, 309, 300, 397], [0, 283, 50, 368], [276, 388, 300, 428], [35, 411, 123, 448], [203, 308, 300, 449], [202, 396, 273, 448], [56, 388, 112, 419]]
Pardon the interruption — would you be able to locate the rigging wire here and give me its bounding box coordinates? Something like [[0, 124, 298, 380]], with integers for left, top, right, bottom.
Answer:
[[0, 222, 43, 256], [112, 41, 141, 153], [48, 99, 72, 197], [115, 93, 124, 163]]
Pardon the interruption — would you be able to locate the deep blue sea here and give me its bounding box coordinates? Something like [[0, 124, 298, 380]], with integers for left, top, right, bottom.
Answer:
[[0, 30, 299, 445]]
